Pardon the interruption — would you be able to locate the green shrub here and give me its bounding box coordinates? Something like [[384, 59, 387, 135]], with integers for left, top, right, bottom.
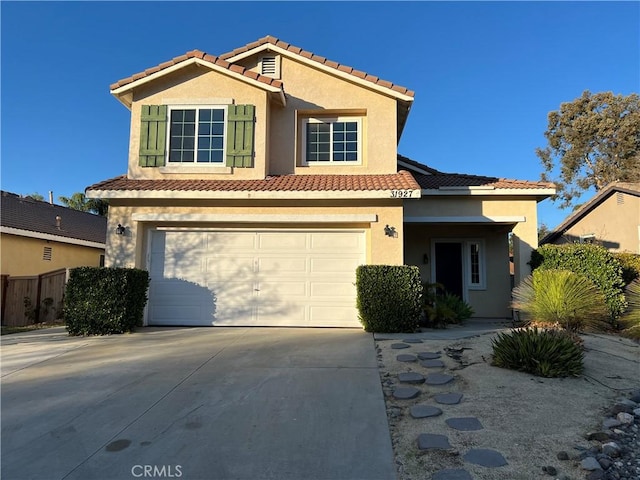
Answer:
[[512, 269, 608, 332], [614, 252, 640, 285], [491, 327, 584, 377], [530, 244, 626, 321], [422, 283, 474, 327], [620, 280, 640, 340], [65, 267, 150, 336], [356, 265, 422, 333]]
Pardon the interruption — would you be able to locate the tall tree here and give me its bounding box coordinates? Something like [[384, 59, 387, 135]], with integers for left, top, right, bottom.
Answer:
[[58, 192, 109, 216], [537, 90, 640, 209]]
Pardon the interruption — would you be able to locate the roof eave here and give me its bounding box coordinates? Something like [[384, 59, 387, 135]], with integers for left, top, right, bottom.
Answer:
[[86, 189, 422, 200], [420, 188, 556, 199]]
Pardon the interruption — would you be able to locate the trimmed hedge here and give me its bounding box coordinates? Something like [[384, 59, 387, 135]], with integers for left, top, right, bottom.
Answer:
[[356, 265, 422, 333], [530, 244, 626, 320], [65, 267, 150, 336]]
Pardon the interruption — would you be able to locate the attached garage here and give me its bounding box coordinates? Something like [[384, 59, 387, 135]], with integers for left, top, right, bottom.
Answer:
[[147, 228, 366, 327]]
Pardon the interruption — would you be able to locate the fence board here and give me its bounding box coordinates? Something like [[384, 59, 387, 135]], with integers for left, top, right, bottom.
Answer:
[[39, 269, 67, 323], [3, 277, 39, 326]]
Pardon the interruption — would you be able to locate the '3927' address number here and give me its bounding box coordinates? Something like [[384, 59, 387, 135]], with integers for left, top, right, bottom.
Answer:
[[390, 190, 414, 198]]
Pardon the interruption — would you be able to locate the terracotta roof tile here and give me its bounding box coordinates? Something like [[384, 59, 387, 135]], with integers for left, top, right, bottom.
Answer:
[[219, 36, 414, 98], [86, 171, 420, 194], [110, 49, 284, 92]]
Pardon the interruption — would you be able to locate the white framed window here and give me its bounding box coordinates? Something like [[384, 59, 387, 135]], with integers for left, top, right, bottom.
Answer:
[[467, 241, 485, 289], [302, 117, 362, 165], [167, 106, 227, 164]]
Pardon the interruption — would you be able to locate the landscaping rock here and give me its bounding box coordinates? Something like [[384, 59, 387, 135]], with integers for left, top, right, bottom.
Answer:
[[396, 354, 417, 362], [557, 451, 569, 460], [425, 373, 455, 385], [397, 372, 425, 384], [587, 431, 611, 442], [542, 465, 557, 476], [601, 442, 622, 457], [409, 405, 442, 418], [581, 456, 603, 471], [603, 418, 622, 429], [417, 351, 441, 360], [434, 393, 463, 405], [392, 387, 420, 400], [616, 412, 634, 424], [463, 448, 508, 467], [417, 433, 452, 451], [445, 417, 483, 431]]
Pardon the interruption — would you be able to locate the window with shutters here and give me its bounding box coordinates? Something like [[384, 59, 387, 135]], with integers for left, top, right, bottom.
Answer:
[[302, 116, 362, 165], [139, 104, 255, 168]]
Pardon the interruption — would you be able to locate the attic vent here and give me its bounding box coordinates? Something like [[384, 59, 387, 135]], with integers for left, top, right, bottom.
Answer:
[[43, 246, 52, 261], [617, 192, 624, 205], [260, 56, 279, 78]]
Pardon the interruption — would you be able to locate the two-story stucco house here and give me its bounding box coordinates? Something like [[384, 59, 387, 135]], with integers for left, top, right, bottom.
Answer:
[[87, 36, 554, 327]]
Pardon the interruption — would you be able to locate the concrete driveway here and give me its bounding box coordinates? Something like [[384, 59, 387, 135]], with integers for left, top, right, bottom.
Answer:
[[1, 327, 396, 480]]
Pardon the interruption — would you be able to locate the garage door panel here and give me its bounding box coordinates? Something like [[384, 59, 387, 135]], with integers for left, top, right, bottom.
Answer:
[[148, 229, 364, 327]]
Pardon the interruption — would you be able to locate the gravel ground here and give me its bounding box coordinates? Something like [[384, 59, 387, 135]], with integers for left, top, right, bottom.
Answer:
[[375, 328, 640, 480]]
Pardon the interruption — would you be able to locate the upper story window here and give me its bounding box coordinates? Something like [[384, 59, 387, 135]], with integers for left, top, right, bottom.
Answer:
[[168, 106, 226, 164], [303, 117, 362, 165]]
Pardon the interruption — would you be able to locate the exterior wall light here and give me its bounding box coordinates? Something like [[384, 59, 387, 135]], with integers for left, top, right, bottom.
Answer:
[[384, 225, 398, 238], [115, 224, 126, 235]]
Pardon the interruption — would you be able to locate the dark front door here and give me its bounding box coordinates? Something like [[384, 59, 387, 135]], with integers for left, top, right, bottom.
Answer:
[[434, 242, 463, 298]]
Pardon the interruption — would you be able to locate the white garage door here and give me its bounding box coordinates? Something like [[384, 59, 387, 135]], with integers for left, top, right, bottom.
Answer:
[[147, 229, 365, 327]]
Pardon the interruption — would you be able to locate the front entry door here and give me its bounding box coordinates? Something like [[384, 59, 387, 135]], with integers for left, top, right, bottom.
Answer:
[[434, 242, 463, 298]]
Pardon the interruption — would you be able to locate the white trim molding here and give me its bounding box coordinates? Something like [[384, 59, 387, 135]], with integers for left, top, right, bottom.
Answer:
[[421, 188, 556, 197], [404, 216, 526, 223], [0, 226, 106, 249], [131, 213, 378, 223]]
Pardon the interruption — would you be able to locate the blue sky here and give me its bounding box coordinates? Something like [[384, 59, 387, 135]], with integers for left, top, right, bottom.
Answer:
[[1, 1, 638, 229]]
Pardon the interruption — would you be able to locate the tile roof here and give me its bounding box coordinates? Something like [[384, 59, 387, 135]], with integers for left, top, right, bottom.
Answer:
[[110, 50, 284, 91], [219, 35, 414, 98], [397, 156, 555, 190], [86, 171, 420, 194], [1, 191, 107, 244], [540, 182, 640, 244]]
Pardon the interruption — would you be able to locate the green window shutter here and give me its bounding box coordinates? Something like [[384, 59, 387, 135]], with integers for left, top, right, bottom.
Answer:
[[226, 105, 255, 168], [139, 105, 167, 167]]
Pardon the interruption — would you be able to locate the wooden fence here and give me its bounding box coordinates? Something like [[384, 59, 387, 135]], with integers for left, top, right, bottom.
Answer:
[[1, 268, 68, 326]]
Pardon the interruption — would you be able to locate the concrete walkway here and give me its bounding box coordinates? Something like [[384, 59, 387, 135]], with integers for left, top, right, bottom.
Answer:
[[1, 327, 396, 480]]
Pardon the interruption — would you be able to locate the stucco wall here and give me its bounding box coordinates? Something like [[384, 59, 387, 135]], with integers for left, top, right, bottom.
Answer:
[[1, 234, 104, 276], [105, 200, 405, 269], [553, 192, 640, 253], [128, 65, 269, 180]]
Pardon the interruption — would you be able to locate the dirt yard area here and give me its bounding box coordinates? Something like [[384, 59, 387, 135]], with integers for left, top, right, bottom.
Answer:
[[375, 324, 640, 480]]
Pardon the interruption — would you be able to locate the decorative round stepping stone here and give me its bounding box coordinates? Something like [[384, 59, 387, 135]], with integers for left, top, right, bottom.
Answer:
[[435, 393, 463, 405], [392, 386, 420, 400], [391, 343, 411, 349], [446, 417, 484, 431], [463, 448, 508, 467], [425, 373, 454, 385], [398, 372, 425, 384], [420, 359, 445, 368], [402, 338, 423, 344], [432, 469, 473, 480], [396, 354, 417, 362], [417, 351, 441, 360], [410, 405, 442, 418], [417, 433, 452, 450]]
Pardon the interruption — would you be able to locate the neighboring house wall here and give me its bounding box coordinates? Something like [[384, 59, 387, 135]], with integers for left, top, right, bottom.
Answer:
[[551, 192, 640, 253], [1, 233, 104, 276]]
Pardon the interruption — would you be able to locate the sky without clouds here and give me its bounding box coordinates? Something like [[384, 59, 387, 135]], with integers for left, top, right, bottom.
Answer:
[[1, 1, 638, 230]]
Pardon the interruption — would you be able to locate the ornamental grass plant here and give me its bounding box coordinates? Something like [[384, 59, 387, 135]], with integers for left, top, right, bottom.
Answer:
[[511, 269, 608, 332], [619, 279, 640, 340]]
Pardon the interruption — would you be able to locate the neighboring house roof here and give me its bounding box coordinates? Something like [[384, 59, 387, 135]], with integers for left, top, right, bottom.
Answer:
[[0, 191, 107, 247], [540, 182, 640, 244], [220, 35, 415, 99], [398, 156, 555, 195], [85, 171, 421, 199]]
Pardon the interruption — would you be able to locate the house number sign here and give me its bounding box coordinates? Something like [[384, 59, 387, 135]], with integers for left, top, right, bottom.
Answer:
[[390, 190, 414, 198]]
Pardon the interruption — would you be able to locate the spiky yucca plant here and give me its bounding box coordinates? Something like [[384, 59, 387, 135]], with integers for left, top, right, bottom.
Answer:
[[491, 327, 584, 378], [511, 269, 608, 332]]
